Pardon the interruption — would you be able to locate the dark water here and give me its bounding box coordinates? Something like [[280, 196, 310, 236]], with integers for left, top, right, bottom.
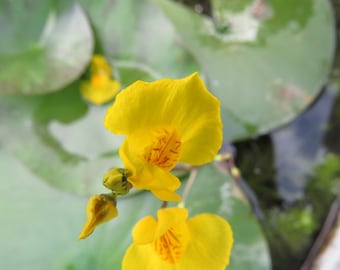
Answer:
[[232, 1, 340, 269], [235, 1, 340, 270], [234, 84, 340, 270]]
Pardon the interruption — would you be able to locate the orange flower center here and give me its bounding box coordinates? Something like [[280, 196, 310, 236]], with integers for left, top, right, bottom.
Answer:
[[91, 73, 109, 88], [144, 127, 182, 171], [153, 227, 186, 264]]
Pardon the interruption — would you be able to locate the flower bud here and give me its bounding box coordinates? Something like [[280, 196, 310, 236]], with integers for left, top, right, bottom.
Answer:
[[103, 168, 132, 195], [78, 194, 118, 240]]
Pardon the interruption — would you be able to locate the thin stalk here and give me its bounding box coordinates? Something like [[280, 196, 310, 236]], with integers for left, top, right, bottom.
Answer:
[[181, 168, 199, 205]]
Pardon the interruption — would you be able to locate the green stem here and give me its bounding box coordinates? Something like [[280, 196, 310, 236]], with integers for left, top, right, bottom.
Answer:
[[181, 168, 199, 206]]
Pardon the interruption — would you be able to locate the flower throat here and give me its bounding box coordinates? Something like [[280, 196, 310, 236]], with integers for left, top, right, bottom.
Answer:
[[144, 127, 181, 170]]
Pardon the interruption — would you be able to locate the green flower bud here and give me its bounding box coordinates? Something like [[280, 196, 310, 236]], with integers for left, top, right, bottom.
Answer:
[[103, 168, 132, 195]]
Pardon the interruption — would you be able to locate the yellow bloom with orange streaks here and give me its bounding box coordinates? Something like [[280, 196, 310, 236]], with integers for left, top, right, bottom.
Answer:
[[80, 55, 120, 105], [104, 73, 222, 201], [122, 207, 233, 270]]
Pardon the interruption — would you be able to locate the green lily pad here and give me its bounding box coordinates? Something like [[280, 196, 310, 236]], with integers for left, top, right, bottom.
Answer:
[[0, 151, 159, 270], [115, 60, 162, 86], [0, 2, 270, 268], [78, 0, 200, 78], [152, 0, 336, 141], [0, 2, 93, 94], [183, 164, 271, 270], [0, 58, 163, 195], [0, 84, 122, 195], [0, 81, 269, 268], [0, 149, 270, 269]]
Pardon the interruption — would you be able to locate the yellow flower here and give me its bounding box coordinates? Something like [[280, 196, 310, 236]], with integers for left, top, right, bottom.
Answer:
[[122, 207, 233, 270], [104, 73, 222, 201], [90, 55, 112, 76], [78, 194, 118, 240], [80, 55, 120, 105]]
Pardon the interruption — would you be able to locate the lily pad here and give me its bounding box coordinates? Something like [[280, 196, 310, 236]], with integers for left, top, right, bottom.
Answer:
[[115, 60, 162, 86], [0, 1, 270, 268], [0, 58, 165, 195], [184, 164, 271, 270], [152, 0, 336, 141], [0, 83, 269, 268], [0, 149, 270, 269], [78, 0, 200, 78], [0, 84, 122, 195], [0, 2, 93, 94]]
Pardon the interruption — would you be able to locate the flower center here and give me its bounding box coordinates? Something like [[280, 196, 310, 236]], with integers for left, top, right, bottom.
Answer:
[[144, 127, 181, 170], [91, 73, 109, 88], [153, 227, 187, 264]]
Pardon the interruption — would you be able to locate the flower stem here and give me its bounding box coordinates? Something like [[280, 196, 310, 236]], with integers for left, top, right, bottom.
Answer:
[[161, 201, 168, 208], [181, 168, 198, 206]]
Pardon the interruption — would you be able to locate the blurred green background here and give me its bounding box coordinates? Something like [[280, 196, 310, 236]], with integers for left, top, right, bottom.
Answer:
[[0, 0, 339, 269]]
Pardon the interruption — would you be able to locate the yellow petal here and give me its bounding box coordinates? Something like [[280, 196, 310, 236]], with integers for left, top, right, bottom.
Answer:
[[123, 244, 176, 270], [132, 208, 188, 245], [137, 164, 180, 191], [155, 207, 188, 238], [123, 208, 190, 270], [129, 164, 181, 201], [118, 139, 139, 179], [133, 126, 182, 171], [151, 189, 181, 202], [104, 73, 222, 164], [78, 194, 118, 240], [132, 216, 157, 244], [80, 78, 120, 105], [91, 54, 112, 76], [180, 214, 233, 270], [132, 164, 181, 202], [119, 138, 181, 201], [123, 210, 233, 270]]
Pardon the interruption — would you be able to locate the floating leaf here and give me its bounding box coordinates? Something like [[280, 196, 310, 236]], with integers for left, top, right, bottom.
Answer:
[[184, 164, 271, 270], [0, 149, 270, 269], [0, 3, 93, 94], [78, 0, 200, 79], [0, 83, 124, 195], [153, 0, 336, 141]]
